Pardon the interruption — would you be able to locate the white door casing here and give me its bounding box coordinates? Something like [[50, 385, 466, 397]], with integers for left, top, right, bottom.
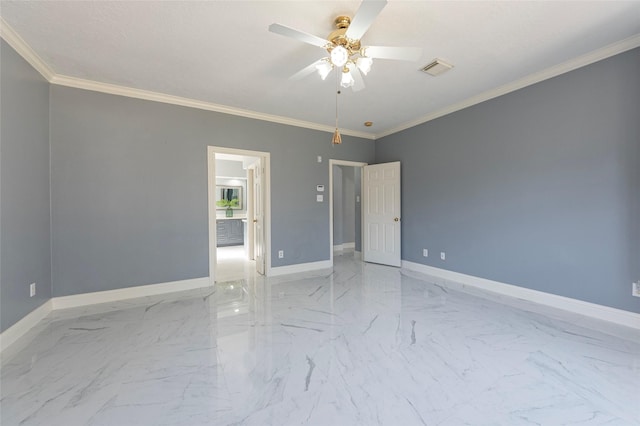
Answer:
[[254, 160, 265, 275], [207, 146, 270, 280], [207, 150, 218, 285], [363, 161, 401, 267], [247, 167, 255, 260]]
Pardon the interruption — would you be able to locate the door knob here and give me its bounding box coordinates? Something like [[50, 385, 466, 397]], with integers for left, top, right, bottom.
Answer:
[[253, 219, 258, 223], [394, 217, 400, 222]]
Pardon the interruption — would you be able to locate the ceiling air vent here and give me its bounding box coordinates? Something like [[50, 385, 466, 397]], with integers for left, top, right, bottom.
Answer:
[[421, 59, 453, 76]]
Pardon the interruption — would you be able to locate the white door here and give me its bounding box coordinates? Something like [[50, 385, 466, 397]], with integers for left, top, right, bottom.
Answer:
[[254, 160, 265, 274], [363, 161, 401, 267]]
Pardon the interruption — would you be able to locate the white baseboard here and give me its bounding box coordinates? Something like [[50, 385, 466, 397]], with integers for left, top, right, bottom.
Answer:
[[52, 277, 211, 310], [0, 277, 212, 355], [0, 300, 52, 353], [402, 261, 640, 330], [334, 242, 355, 253], [269, 260, 333, 277]]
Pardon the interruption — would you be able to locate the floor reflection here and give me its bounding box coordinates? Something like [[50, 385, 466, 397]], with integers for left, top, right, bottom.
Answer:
[[2, 255, 639, 425]]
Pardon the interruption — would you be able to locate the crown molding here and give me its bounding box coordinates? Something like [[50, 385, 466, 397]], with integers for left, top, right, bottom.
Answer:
[[376, 34, 640, 139], [0, 16, 374, 140], [3, 14, 637, 141], [0, 17, 55, 81], [50, 74, 376, 140]]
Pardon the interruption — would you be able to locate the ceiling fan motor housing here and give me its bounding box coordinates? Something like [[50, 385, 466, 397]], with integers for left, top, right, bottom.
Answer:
[[328, 16, 361, 56]]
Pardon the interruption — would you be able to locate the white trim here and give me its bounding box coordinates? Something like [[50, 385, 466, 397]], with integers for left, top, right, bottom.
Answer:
[[402, 261, 640, 330], [263, 156, 272, 277], [0, 19, 369, 139], [50, 74, 374, 140], [52, 277, 211, 310], [0, 277, 211, 354], [3, 15, 638, 140], [376, 34, 640, 139], [269, 260, 333, 277], [0, 300, 53, 353], [334, 242, 356, 252], [208, 146, 272, 278], [207, 149, 218, 285], [0, 18, 55, 81]]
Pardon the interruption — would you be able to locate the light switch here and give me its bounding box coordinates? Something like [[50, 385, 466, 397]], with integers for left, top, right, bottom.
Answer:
[[317, 194, 323, 202], [356, 195, 360, 202], [317, 156, 322, 163]]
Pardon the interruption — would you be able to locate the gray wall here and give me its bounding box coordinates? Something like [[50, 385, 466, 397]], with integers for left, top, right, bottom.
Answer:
[[0, 40, 52, 332], [376, 48, 640, 313], [50, 86, 374, 296]]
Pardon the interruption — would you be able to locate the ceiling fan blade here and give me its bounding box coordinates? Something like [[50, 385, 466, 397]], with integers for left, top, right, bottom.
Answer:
[[269, 23, 329, 48], [363, 46, 422, 61], [290, 60, 324, 81], [345, 0, 387, 41], [348, 63, 366, 92]]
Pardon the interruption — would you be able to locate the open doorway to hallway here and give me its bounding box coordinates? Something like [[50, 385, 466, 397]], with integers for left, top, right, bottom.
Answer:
[[330, 160, 366, 265]]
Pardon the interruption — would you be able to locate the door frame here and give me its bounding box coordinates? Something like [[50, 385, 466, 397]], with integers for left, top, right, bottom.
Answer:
[[329, 159, 367, 266], [207, 146, 271, 284], [246, 166, 255, 260]]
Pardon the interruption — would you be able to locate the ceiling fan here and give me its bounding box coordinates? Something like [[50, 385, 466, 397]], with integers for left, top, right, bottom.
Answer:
[[269, 0, 422, 92]]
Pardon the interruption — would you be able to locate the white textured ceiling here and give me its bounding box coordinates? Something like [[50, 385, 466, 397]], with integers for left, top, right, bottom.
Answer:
[[1, 1, 639, 138]]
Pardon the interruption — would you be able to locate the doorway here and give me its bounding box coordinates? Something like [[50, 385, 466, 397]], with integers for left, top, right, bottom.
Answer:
[[329, 160, 367, 266], [207, 146, 271, 284]]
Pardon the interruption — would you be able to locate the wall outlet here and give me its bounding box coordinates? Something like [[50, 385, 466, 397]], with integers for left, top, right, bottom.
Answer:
[[440, 252, 446, 261], [633, 281, 640, 297], [278, 250, 284, 259], [30, 282, 36, 297], [422, 249, 428, 257]]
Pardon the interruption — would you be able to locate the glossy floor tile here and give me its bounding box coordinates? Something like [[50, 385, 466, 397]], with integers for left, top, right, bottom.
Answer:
[[1, 253, 639, 425], [216, 244, 258, 283]]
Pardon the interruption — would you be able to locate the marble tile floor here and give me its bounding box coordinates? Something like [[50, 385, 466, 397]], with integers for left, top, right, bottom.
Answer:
[[216, 245, 257, 283], [1, 254, 639, 425]]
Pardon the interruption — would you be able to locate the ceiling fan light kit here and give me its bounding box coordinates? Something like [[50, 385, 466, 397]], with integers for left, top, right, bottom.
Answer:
[[269, 0, 422, 144], [341, 67, 355, 88], [316, 59, 333, 80], [269, 0, 421, 91], [330, 45, 349, 68], [356, 56, 373, 75]]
